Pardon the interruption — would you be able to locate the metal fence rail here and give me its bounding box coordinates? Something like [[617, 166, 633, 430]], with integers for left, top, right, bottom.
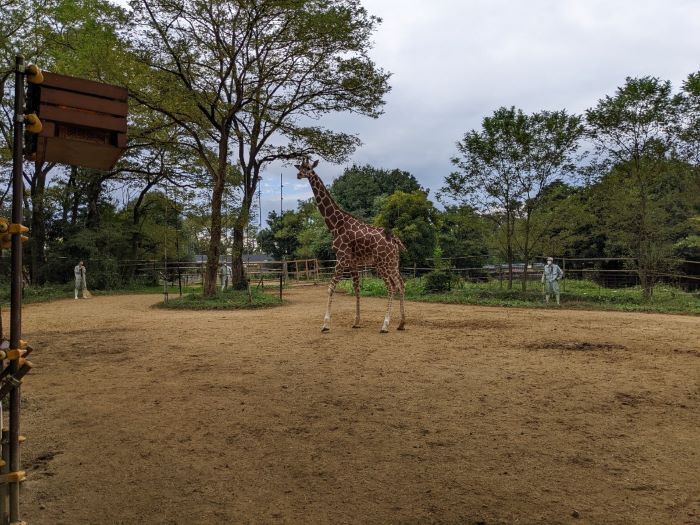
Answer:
[[0, 255, 698, 292]]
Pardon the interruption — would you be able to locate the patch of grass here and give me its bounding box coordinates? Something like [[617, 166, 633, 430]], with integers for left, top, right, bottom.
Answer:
[[337, 277, 700, 315], [156, 287, 283, 310], [0, 282, 203, 307], [91, 284, 202, 296]]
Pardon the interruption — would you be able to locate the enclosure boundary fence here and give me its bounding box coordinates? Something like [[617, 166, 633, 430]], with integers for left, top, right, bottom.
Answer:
[[1, 255, 697, 294]]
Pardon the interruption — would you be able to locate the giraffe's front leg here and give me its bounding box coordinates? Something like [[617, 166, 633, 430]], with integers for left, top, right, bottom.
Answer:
[[322, 270, 343, 332], [380, 290, 395, 333], [380, 275, 395, 333], [351, 270, 361, 328]]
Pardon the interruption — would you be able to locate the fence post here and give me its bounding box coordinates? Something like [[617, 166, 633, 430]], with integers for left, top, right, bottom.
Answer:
[[562, 258, 566, 292], [279, 259, 284, 301]]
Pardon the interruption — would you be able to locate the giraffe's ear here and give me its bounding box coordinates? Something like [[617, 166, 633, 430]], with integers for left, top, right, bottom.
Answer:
[[311, 160, 319, 169]]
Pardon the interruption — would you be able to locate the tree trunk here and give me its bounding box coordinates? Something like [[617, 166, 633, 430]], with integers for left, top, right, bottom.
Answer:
[[61, 166, 76, 225], [29, 163, 49, 285], [85, 175, 105, 229], [70, 167, 80, 225], [230, 227, 247, 290], [230, 187, 255, 290], [505, 208, 515, 289], [203, 136, 229, 297]]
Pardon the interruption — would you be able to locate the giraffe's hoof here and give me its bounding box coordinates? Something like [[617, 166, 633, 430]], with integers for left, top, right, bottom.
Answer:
[[397, 324, 405, 331], [321, 326, 330, 333], [352, 324, 361, 329], [379, 328, 389, 334]]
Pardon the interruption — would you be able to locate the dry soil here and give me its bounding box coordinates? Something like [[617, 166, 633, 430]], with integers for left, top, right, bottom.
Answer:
[[10, 287, 700, 524]]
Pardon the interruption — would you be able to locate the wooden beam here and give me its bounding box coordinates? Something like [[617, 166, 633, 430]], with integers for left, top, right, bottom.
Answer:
[[40, 87, 128, 117], [40, 72, 127, 101]]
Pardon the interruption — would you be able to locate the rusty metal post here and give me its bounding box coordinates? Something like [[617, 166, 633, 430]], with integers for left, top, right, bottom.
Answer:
[[9, 53, 26, 525]]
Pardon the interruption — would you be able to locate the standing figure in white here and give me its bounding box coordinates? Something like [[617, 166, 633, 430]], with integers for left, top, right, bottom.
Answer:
[[74, 261, 87, 299], [220, 262, 232, 292], [541, 257, 563, 305]]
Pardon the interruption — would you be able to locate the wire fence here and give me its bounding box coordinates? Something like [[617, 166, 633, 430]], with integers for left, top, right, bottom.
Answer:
[[400, 256, 700, 291], [0, 254, 698, 293]]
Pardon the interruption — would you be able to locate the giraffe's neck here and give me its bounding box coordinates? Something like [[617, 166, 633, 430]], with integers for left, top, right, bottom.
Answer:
[[308, 173, 343, 230]]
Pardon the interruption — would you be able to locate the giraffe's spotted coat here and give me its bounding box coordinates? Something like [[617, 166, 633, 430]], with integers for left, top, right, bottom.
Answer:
[[295, 159, 406, 332]]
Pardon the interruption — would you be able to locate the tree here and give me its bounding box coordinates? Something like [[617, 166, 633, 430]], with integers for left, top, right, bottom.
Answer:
[[257, 199, 332, 261], [330, 164, 421, 220], [676, 71, 700, 165], [586, 76, 681, 299], [129, 0, 390, 295], [128, 0, 256, 295], [374, 190, 439, 267], [674, 72, 700, 263], [227, 2, 390, 289], [294, 201, 333, 261], [512, 110, 583, 289], [528, 181, 601, 259], [1, 0, 131, 284], [440, 106, 583, 289], [258, 209, 305, 260], [437, 205, 489, 268]]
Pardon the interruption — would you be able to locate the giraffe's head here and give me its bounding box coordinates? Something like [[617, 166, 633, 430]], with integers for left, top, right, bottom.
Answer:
[[295, 158, 319, 180]]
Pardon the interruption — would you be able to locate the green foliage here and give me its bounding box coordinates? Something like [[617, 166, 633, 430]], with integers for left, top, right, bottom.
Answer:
[[330, 165, 422, 220], [157, 288, 282, 310], [374, 190, 439, 266], [295, 207, 333, 261], [0, 282, 203, 307], [528, 182, 602, 258], [423, 246, 452, 292], [128, 0, 391, 294], [441, 106, 584, 289], [438, 206, 490, 267], [338, 277, 699, 314], [424, 270, 451, 292], [586, 76, 694, 298]]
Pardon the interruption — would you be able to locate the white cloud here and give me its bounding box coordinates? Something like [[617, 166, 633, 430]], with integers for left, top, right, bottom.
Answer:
[[284, 0, 700, 212], [112, 0, 700, 222]]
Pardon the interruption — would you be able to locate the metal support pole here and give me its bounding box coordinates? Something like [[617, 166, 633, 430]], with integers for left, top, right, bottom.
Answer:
[[9, 53, 26, 525]]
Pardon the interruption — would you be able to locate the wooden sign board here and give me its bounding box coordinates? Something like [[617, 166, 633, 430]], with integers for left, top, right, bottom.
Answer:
[[25, 72, 128, 171]]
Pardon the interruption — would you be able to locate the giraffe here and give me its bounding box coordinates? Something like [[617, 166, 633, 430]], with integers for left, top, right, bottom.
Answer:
[[295, 158, 406, 333]]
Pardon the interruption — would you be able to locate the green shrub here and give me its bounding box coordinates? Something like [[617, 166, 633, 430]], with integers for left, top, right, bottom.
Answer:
[[424, 270, 451, 292], [156, 288, 282, 310]]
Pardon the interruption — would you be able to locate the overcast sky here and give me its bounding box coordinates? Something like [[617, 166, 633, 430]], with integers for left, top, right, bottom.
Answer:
[[254, 0, 700, 224]]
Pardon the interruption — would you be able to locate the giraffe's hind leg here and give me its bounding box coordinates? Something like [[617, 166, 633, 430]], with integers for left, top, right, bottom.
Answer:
[[392, 274, 406, 330], [351, 270, 361, 328], [322, 266, 344, 332]]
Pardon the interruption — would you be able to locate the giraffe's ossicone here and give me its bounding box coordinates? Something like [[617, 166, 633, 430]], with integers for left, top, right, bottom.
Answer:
[[295, 158, 406, 333]]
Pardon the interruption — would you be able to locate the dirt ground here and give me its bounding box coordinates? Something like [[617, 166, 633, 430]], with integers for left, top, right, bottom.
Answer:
[[9, 287, 700, 524]]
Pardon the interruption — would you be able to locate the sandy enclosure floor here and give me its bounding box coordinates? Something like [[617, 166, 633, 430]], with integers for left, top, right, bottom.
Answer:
[[8, 287, 700, 524]]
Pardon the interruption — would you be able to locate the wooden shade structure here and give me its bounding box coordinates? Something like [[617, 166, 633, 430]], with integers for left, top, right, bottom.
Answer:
[[25, 72, 128, 170]]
